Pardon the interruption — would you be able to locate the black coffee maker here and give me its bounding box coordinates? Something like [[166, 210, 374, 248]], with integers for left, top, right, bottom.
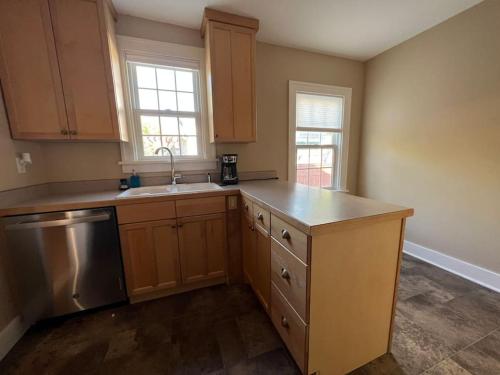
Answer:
[[220, 154, 239, 185]]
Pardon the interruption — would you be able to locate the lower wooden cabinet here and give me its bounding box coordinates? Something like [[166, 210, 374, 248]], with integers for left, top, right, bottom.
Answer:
[[241, 210, 271, 312], [178, 213, 226, 284], [119, 219, 181, 298]]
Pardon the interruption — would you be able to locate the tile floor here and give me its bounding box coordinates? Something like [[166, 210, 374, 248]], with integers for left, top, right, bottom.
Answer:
[[1, 254, 499, 374]]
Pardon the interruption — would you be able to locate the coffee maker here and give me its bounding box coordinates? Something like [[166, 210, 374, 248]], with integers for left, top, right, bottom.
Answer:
[[220, 154, 239, 185]]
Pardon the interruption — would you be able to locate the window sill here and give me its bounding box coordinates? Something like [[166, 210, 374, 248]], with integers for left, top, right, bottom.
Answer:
[[119, 159, 217, 173]]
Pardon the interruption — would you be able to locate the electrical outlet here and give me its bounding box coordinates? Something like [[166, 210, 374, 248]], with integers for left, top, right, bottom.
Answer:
[[16, 157, 26, 174]]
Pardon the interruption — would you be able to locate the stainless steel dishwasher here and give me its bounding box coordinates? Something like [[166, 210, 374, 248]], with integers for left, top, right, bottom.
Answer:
[[2, 207, 127, 323]]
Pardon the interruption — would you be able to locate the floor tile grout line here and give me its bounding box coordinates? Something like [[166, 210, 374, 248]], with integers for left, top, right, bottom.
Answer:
[[418, 327, 500, 374]]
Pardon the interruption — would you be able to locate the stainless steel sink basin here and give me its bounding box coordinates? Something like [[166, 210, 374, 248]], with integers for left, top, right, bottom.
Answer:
[[117, 183, 223, 199]]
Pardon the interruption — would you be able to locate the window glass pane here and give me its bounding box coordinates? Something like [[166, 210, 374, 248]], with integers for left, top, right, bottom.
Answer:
[[138, 89, 158, 110], [320, 132, 333, 145], [296, 131, 308, 145], [309, 149, 321, 168], [296, 169, 308, 185], [180, 136, 198, 155], [307, 132, 321, 145], [162, 136, 180, 155], [177, 92, 195, 112], [158, 91, 177, 111], [176, 70, 194, 92], [296, 149, 309, 169], [143, 136, 162, 156], [321, 168, 333, 187], [157, 69, 175, 90], [308, 168, 321, 187], [160, 117, 178, 135], [296, 93, 343, 129], [140, 116, 160, 135], [179, 117, 197, 135], [136, 66, 156, 89], [321, 148, 333, 167]]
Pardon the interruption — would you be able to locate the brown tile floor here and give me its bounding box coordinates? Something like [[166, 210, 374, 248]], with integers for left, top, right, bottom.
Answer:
[[1, 254, 499, 374]]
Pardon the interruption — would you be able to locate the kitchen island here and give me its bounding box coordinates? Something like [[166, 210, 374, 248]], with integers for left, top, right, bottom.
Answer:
[[0, 180, 413, 374]]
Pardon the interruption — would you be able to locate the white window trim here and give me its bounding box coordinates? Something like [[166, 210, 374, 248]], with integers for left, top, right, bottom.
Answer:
[[117, 36, 216, 173], [288, 80, 352, 190]]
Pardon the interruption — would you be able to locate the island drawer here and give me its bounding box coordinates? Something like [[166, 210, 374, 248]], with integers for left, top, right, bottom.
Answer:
[[253, 202, 270, 233], [271, 283, 307, 373], [117, 201, 176, 224], [176, 196, 226, 217], [271, 214, 309, 264], [241, 196, 253, 219], [271, 239, 308, 322]]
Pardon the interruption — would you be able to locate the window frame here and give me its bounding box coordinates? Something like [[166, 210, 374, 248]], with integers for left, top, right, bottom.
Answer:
[[117, 36, 216, 173], [288, 80, 352, 190]]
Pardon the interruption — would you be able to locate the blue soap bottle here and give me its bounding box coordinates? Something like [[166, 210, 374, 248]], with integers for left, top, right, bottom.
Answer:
[[130, 170, 141, 188]]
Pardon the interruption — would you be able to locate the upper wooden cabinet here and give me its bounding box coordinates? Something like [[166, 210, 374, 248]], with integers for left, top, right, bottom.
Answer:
[[202, 8, 258, 143], [0, 0, 127, 141]]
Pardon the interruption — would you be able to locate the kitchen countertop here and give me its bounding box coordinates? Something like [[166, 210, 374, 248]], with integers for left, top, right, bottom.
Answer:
[[0, 180, 413, 235]]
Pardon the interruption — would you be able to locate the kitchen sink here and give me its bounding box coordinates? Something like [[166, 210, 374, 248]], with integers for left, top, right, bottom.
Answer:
[[117, 182, 223, 199]]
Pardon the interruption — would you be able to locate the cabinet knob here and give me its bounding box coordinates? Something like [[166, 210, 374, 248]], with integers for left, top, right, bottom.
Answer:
[[171, 225, 177, 229], [257, 212, 264, 221], [60, 129, 68, 135], [281, 316, 289, 328], [215, 134, 219, 138], [280, 268, 290, 280], [281, 229, 290, 240], [245, 204, 249, 211], [178, 224, 183, 228]]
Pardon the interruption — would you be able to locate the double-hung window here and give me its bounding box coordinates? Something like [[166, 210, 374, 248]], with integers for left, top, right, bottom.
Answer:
[[288, 81, 352, 190], [128, 62, 201, 158], [117, 36, 216, 173]]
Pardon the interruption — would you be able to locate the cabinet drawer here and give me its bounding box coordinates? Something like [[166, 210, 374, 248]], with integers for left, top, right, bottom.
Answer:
[[253, 202, 270, 233], [271, 214, 308, 264], [176, 196, 226, 217], [271, 239, 308, 321], [271, 284, 307, 373], [117, 201, 176, 224], [241, 196, 253, 219]]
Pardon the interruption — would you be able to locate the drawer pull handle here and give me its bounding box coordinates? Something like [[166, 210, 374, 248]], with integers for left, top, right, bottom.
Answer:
[[257, 212, 264, 221], [280, 268, 290, 279], [245, 204, 249, 211], [281, 229, 290, 239], [281, 316, 289, 328]]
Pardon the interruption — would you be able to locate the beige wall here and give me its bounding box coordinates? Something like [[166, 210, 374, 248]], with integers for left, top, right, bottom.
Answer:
[[42, 16, 364, 192], [358, 0, 500, 273]]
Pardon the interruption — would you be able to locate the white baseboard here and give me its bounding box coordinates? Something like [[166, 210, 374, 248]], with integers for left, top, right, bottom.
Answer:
[[404, 240, 500, 293], [0, 315, 28, 361]]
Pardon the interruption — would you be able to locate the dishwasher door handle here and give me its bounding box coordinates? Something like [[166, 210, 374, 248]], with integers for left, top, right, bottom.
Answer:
[[5, 212, 111, 231]]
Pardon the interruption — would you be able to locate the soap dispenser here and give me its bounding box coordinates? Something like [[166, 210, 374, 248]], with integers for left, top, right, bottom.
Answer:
[[129, 170, 141, 188]]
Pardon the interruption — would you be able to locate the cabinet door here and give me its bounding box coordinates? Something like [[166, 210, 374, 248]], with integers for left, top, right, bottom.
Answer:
[[49, 0, 120, 140], [207, 22, 234, 141], [119, 222, 157, 296], [151, 220, 181, 289], [0, 0, 68, 139], [230, 26, 256, 142], [254, 224, 271, 311], [178, 213, 226, 284], [120, 220, 180, 297], [241, 213, 256, 284]]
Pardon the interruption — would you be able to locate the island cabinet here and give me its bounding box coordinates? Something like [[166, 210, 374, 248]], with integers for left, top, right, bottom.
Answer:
[[117, 196, 228, 303], [0, 0, 127, 141], [202, 8, 258, 143], [240, 191, 411, 375]]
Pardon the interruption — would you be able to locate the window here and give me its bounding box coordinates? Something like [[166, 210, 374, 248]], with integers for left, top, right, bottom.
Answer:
[[117, 36, 216, 173], [288, 81, 351, 190], [128, 62, 201, 158]]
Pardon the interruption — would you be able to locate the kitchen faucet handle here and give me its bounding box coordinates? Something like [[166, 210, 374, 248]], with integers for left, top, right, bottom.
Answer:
[[172, 174, 182, 184]]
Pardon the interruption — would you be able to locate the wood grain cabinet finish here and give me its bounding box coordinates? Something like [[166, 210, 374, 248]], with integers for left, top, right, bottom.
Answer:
[[254, 224, 271, 311], [119, 219, 181, 298], [202, 9, 258, 143], [0, 0, 68, 139], [178, 213, 226, 284], [0, 0, 126, 141], [241, 213, 256, 285]]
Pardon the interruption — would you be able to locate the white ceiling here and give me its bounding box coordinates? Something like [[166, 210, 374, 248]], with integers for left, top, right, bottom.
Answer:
[[113, 0, 483, 61]]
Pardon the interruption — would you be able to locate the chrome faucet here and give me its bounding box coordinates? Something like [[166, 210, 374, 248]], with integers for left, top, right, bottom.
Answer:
[[154, 147, 181, 184]]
